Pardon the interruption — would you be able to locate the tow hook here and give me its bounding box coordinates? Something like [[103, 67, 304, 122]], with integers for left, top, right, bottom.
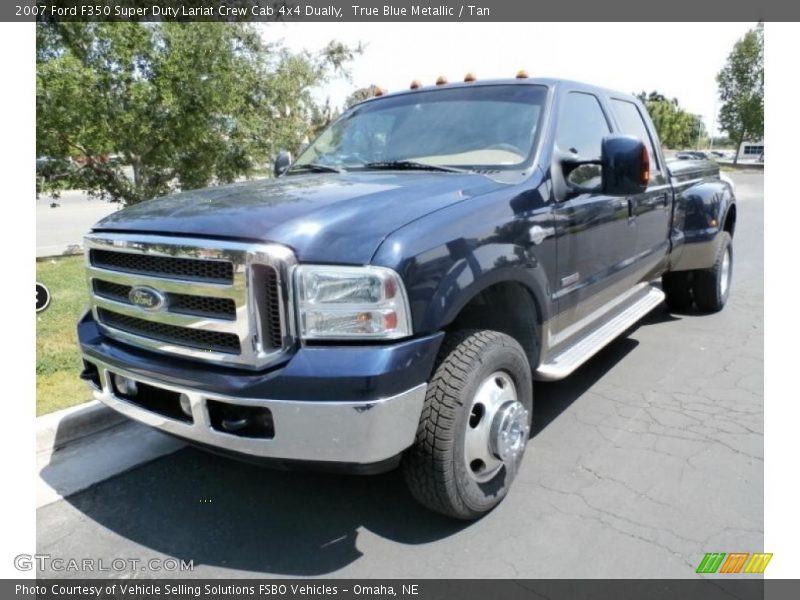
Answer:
[[221, 416, 249, 432], [207, 400, 275, 439]]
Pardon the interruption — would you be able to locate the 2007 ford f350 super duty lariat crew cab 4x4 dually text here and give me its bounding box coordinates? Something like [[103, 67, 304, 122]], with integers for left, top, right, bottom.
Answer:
[[77, 76, 736, 519]]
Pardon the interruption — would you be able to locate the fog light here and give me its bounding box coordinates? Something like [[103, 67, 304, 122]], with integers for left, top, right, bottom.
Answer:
[[179, 394, 192, 417], [113, 374, 138, 397]]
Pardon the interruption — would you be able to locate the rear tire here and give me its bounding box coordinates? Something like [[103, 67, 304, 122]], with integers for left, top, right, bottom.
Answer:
[[662, 271, 694, 311], [403, 330, 533, 520], [693, 232, 733, 313]]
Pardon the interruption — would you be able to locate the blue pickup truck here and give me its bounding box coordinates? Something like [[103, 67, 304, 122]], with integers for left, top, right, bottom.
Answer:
[[77, 76, 736, 519]]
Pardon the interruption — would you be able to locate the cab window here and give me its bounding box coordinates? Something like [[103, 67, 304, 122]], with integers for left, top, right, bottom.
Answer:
[[556, 92, 610, 186], [611, 99, 661, 173]]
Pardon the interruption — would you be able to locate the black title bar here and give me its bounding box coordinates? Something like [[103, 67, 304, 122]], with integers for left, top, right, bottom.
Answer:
[[3, 0, 797, 22], [7, 579, 800, 600]]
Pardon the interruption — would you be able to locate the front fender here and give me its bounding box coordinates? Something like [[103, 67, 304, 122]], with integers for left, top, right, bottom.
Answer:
[[371, 181, 556, 334], [414, 247, 551, 332]]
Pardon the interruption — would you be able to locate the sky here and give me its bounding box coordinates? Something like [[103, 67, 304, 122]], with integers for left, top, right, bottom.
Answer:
[[265, 22, 755, 137]]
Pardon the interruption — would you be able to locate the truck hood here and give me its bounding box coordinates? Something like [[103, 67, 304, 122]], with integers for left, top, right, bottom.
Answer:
[[93, 171, 505, 264]]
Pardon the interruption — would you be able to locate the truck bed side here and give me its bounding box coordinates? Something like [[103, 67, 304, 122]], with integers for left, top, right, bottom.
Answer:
[[667, 159, 737, 272]]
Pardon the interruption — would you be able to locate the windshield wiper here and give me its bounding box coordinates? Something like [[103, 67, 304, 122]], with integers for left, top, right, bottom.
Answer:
[[361, 160, 468, 173], [288, 163, 345, 174]]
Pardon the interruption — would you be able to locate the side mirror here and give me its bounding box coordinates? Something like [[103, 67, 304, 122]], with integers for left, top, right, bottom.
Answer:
[[273, 150, 292, 177], [601, 135, 649, 196]]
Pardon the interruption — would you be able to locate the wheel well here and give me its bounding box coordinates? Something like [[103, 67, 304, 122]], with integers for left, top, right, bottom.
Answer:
[[723, 204, 737, 237], [447, 282, 541, 369]]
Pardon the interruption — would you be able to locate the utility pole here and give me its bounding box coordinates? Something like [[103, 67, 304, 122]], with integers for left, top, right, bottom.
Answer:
[[710, 98, 718, 151], [696, 115, 703, 150]]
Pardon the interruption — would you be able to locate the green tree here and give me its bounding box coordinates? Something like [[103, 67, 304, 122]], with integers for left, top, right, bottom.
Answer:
[[36, 23, 359, 204], [636, 91, 704, 149], [344, 85, 381, 108], [717, 23, 764, 164]]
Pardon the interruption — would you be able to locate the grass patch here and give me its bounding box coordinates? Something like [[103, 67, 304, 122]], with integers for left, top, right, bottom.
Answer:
[[36, 256, 91, 415]]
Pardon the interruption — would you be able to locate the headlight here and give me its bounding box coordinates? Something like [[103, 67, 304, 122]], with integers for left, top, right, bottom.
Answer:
[[295, 265, 412, 340]]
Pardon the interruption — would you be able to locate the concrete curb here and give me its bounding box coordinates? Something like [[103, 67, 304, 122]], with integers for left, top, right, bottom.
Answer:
[[36, 244, 84, 259], [37, 400, 128, 454], [719, 162, 764, 171]]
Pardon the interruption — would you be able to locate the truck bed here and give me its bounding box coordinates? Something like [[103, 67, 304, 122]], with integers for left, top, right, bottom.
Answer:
[[666, 158, 720, 181]]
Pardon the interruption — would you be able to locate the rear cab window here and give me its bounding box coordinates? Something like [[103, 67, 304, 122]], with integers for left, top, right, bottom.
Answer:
[[610, 98, 663, 180]]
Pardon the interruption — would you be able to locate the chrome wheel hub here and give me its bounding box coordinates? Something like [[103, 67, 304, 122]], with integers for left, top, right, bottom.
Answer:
[[720, 247, 731, 297], [490, 401, 529, 461], [464, 371, 530, 482]]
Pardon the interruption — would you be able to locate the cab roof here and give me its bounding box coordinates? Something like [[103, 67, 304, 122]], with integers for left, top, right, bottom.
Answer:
[[358, 77, 639, 106]]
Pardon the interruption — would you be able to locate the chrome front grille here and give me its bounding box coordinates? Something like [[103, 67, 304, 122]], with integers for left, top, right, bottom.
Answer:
[[90, 248, 235, 283], [93, 280, 237, 320], [96, 308, 243, 354], [84, 233, 296, 369]]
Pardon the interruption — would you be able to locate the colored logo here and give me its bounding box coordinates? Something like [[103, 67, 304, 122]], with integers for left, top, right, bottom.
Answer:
[[36, 283, 51, 312], [696, 552, 772, 574], [128, 286, 166, 311]]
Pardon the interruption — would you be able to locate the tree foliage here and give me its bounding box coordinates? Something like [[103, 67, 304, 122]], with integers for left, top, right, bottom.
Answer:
[[344, 85, 381, 108], [36, 23, 359, 204], [635, 91, 705, 149], [716, 23, 764, 164]]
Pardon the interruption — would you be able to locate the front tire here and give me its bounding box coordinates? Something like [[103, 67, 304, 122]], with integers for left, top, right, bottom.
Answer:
[[693, 232, 733, 313], [403, 330, 533, 520]]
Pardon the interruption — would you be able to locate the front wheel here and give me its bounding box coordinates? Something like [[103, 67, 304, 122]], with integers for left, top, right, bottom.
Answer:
[[402, 330, 533, 520]]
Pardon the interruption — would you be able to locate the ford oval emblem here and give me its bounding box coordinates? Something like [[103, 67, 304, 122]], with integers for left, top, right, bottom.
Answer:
[[128, 286, 166, 311]]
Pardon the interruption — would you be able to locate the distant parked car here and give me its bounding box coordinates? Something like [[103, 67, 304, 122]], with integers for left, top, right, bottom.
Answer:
[[676, 151, 714, 161], [36, 156, 74, 182]]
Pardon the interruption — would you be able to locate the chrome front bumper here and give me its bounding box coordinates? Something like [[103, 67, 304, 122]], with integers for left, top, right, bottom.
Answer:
[[85, 357, 427, 465]]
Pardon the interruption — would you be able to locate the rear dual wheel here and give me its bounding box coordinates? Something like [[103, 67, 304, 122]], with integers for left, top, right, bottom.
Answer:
[[693, 232, 733, 312], [662, 232, 733, 313], [403, 330, 532, 520], [662, 271, 694, 311]]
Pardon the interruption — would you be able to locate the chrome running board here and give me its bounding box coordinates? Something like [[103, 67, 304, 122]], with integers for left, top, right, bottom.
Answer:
[[535, 285, 665, 381]]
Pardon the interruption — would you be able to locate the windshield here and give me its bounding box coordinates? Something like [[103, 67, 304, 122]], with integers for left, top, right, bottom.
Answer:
[[292, 84, 547, 172]]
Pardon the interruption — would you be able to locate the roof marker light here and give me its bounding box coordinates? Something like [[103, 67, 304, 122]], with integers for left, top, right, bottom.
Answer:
[[410, 80, 422, 89], [435, 75, 448, 86], [516, 69, 529, 79], [464, 72, 477, 82], [374, 87, 386, 97]]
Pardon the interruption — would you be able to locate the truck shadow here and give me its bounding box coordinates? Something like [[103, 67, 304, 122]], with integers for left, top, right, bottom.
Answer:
[[531, 335, 639, 437], [42, 315, 659, 577], [532, 303, 680, 435], [51, 446, 462, 576]]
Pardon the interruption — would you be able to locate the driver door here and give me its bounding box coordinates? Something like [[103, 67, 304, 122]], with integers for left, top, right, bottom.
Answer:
[[551, 91, 640, 338]]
